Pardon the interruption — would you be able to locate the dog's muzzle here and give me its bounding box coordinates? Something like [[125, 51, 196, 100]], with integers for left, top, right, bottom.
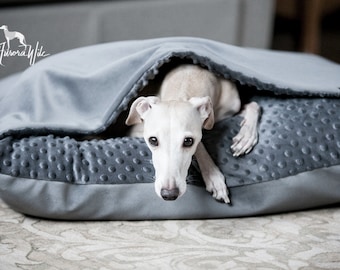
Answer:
[[160, 188, 180, 201]]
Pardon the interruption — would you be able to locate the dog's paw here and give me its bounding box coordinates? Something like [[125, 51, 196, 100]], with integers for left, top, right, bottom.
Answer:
[[204, 172, 230, 204], [231, 122, 258, 157], [231, 102, 260, 157]]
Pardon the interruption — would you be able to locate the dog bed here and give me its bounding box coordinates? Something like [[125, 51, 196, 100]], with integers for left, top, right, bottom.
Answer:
[[0, 37, 339, 220]]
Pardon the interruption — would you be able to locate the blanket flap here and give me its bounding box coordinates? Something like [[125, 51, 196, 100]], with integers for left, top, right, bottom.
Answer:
[[0, 37, 339, 138]]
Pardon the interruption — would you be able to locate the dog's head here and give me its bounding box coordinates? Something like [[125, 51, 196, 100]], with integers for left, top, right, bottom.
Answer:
[[126, 96, 214, 201]]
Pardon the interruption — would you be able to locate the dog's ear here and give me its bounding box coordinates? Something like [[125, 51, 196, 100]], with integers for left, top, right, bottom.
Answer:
[[189, 96, 214, 130], [125, 96, 160, 125]]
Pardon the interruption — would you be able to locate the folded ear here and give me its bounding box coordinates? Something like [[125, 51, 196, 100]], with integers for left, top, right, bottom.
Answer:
[[125, 96, 160, 126], [189, 96, 215, 130]]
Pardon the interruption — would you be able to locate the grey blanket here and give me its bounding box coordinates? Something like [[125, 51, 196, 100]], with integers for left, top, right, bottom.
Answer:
[[0, 37, 339, 220]]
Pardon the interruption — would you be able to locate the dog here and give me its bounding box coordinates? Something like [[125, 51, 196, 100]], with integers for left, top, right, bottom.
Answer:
[[126, 64, 260, 203], [0, 25, 27, 50]]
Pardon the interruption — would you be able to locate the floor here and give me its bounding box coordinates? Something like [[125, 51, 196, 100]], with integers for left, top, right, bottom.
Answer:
[[1, 199, 340, 270]]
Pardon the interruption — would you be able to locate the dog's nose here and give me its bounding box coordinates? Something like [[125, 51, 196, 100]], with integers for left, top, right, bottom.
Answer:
[[161, 188, 180, 201]]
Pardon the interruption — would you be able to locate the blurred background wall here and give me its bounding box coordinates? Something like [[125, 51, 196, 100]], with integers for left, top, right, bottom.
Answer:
[[273, 0, 340, 63], [0, 0, 339, 79]]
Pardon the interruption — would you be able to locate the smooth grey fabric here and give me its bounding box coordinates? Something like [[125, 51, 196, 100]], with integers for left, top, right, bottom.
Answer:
[[0, 37, 339, 138], [0, 166, 339, 220], [0, 37, 339, 220]]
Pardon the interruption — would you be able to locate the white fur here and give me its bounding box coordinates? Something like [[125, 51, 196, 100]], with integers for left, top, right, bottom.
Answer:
[[126, 64, 260, 203]]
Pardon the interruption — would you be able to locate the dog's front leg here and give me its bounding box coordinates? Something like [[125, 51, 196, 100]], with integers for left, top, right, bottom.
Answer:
[[231, 101, 261, 157], [195, 142, 230, 204]]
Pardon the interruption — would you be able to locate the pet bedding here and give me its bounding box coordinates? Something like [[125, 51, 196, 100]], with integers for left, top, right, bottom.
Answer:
[[0, 37, 339, 220]]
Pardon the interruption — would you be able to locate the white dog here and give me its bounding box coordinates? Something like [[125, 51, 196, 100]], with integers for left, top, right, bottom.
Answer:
[[0, 25, 27, 49], [126, 64, 260, 203]]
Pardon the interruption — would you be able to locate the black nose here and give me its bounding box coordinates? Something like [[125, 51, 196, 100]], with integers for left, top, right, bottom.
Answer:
[[161, 188, 179, 201]]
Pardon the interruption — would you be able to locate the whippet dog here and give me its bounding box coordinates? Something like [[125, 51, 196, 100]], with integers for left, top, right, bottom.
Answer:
[[126, 64, 260, 203], [0, 25, 27, 50]]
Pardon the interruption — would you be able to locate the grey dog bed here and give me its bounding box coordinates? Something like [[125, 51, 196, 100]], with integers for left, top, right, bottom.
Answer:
[[0, 37, 339, 220]]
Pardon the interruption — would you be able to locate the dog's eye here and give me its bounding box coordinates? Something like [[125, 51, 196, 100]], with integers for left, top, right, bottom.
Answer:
[[148, 137, 159, 146], [183, 137, 194, 147]]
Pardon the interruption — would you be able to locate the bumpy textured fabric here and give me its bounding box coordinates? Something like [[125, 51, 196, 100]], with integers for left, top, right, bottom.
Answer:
[[0, 97, 339, 188], [0, 37, 339, 220]]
